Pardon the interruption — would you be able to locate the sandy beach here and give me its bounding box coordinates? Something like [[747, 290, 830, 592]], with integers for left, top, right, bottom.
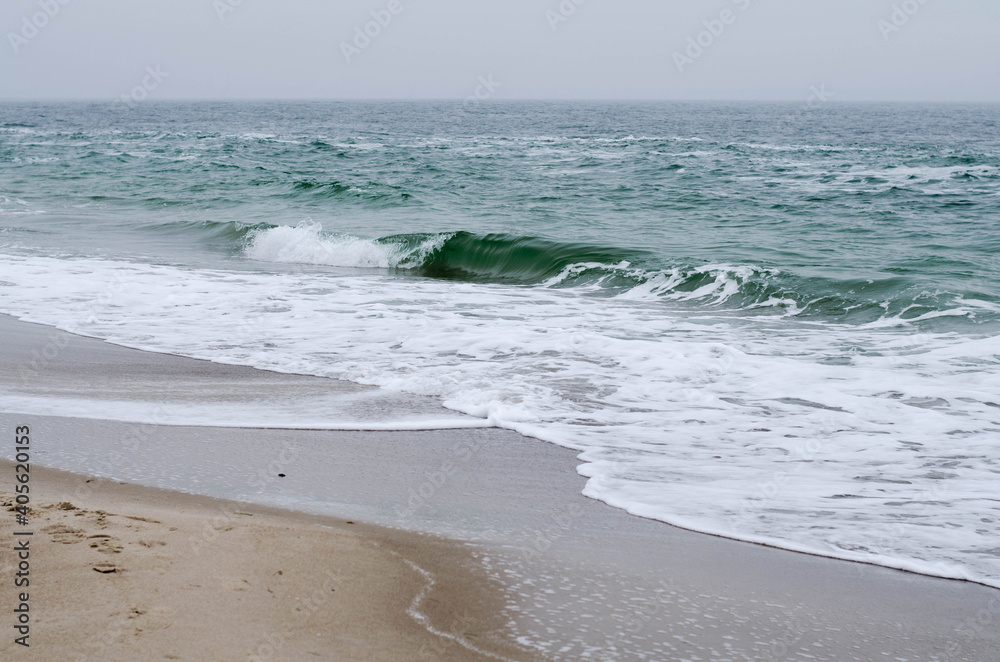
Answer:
[[0, 461, 536, 662], [2, 314, 999, 661]]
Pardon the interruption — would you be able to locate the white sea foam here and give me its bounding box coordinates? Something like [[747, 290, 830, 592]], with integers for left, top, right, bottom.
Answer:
[[543, 261, 776, 306], [0, 253, 998, 588], [245, 222, 400, 267], [243, 221, 448, 269], [0, 196, 44, 218], [0, 394, 491, 431]]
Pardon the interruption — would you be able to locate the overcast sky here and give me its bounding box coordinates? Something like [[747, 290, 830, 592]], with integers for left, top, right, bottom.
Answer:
[[1, 0, 998, 102]]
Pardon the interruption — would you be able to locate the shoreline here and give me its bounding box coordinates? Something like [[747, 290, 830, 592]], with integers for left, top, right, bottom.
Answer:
[[0, 461, 535, 662], [2, 314, 999, 660], [5, 311, 999, 592]]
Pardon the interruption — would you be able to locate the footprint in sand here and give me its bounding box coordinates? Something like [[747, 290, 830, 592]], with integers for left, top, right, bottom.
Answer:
[[42, 524, 87, 544], [89, 535, 124, 554], [128, 606, 176, 632]]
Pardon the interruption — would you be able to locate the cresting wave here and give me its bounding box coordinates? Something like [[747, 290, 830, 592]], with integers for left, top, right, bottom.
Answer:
[[243, 222, 1000, 326], [4, 101, 999, 596], [0, 252, 997, 590]]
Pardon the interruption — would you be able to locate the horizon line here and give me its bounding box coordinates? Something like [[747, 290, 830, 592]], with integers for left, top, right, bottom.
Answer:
[[2, 97, 1000, 105]]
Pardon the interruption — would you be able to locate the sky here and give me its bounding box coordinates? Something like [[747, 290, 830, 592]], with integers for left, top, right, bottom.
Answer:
[[0, 0, 998, 102]]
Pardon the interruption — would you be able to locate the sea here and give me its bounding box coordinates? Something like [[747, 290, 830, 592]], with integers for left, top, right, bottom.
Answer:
[[1, 100, 998, 588]]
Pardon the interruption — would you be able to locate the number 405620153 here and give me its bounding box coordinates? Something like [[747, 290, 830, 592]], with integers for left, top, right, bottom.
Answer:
[[14, 426, 30, 516]]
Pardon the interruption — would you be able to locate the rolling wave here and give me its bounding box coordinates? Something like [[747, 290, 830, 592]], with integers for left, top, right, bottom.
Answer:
[[241, 222, 1000, 326]]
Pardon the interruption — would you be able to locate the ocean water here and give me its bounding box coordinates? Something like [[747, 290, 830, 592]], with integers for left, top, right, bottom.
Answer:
[[2, 101, 999, 587]]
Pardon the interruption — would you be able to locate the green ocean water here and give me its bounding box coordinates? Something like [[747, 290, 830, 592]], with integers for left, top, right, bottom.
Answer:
[[2, 101, 999, 328], [2, 101, 999, 587]]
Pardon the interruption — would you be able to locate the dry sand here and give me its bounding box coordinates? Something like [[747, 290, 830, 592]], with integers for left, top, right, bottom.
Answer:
[[0, 461, 538, 662]]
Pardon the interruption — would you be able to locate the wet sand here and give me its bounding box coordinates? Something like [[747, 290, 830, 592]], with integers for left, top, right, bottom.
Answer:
[[1, 314, 998, 661], [0, 461, 537, 662]]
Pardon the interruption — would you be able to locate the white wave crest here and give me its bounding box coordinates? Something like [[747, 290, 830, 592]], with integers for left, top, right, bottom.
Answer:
[[244, 221, 446, 269], [1, 253, 999, 589], [544, 260, 777, 305]]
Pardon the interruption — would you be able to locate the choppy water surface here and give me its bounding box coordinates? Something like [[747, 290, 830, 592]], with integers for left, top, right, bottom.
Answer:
[[2, 101, 999, 586]]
